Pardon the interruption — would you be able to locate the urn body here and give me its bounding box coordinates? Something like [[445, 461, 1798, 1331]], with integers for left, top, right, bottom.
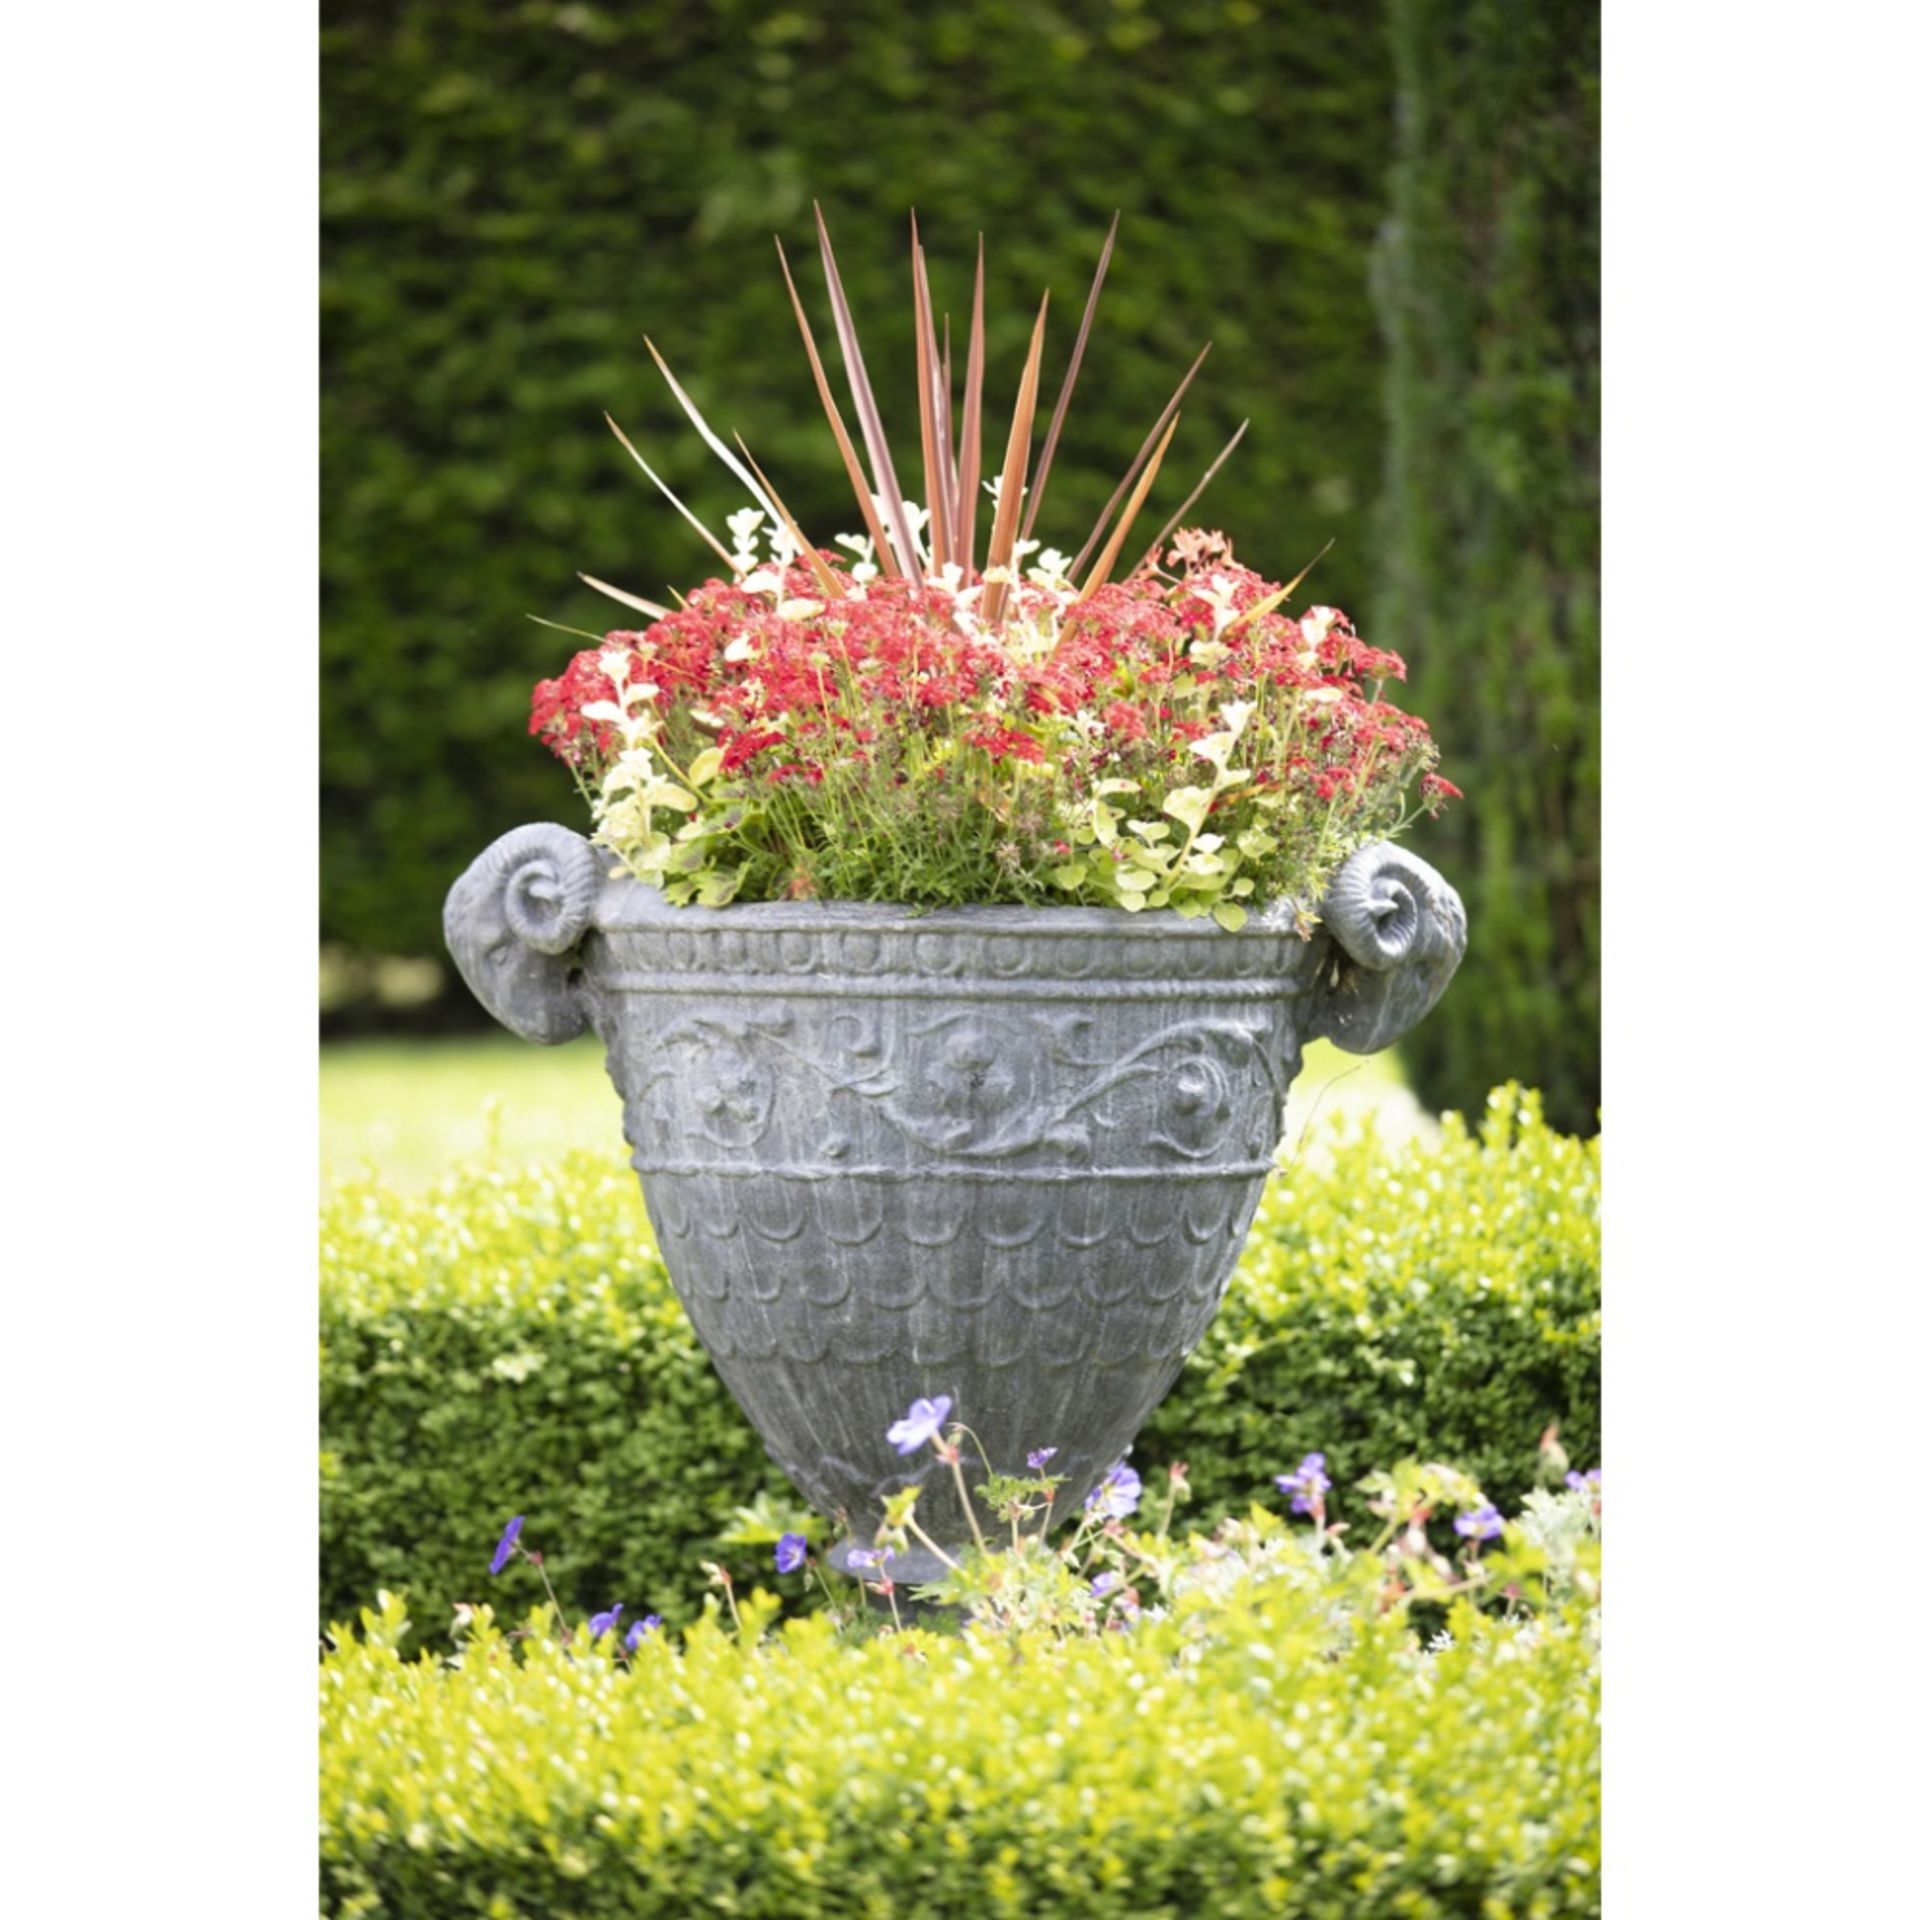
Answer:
[[446, 829, 1465, 1577]]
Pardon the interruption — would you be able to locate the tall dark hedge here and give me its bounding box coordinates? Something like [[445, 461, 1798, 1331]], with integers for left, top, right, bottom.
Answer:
[[321, 1, 1396, 976], [1372, 0, 1600, 1133]]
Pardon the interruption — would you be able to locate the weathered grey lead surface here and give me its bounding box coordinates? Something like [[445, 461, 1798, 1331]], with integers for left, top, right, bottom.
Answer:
[[447, 828, 1465, 1581]]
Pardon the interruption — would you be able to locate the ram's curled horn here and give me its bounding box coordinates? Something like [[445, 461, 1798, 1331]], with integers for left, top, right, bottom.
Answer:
[[1304, 842, 1467, 1055], [444, 823, 605, 1044], [497, 825, 600, 954]]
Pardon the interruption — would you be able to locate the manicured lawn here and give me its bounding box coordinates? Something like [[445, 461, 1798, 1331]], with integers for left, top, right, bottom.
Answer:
[[320, 1030, 1427, 1189]]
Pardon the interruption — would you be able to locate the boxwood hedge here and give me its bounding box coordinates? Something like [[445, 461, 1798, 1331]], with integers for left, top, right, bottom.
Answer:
[[321, 1085, 1598, 1633], [1131, 1083, 1600, 1529], [321, 1574, 1600, 1917]]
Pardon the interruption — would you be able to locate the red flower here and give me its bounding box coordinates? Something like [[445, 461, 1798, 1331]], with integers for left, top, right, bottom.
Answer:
[[524, 556, 1452, 904], [528, 648, 623, 763], [720, 728, 787, 773], [966, 723, 1046, 764]]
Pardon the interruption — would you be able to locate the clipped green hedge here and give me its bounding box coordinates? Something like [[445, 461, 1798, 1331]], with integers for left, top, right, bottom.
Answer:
[[1131, 1083, 1600, 1525], [322, 1578, 1599, 1917], [322, 1088, 1599, 1635], [1372, 0, 1601, 1133], [321, 1158, 772, 1634]]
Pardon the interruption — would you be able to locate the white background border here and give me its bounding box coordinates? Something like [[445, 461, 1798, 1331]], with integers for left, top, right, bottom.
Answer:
[[6, 2, 317, 1907], [6, 0, 1916, 1908], [1603, 1, 1914, 1907]]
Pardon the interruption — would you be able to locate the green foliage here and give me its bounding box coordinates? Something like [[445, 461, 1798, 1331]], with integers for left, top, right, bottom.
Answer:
[[322, 0, 1395, 971], [1372, 0, 1601, 1132], [321, 1566, 1600, 1917], [320, 1157, 772, 1633], [321, 1087, 1599, 1637], [1132, 1085, 1600, 1525]]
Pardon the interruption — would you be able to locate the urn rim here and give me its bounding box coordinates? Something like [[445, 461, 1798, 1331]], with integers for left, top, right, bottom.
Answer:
[[590, 868, 1316, 939]]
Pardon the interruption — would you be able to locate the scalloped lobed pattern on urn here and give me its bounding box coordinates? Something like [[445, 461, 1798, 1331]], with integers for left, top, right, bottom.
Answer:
[[446, 825, 1464, 1581]]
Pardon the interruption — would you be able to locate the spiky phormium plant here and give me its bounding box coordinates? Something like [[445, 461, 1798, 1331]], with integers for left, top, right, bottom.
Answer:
[[530, 211, 1459, 926]]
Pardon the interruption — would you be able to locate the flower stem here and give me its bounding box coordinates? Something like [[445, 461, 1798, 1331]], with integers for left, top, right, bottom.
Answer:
[[523, 1549, 572, 1642], [904, 1514, 965, 1573], [948, 1422, 997, 1478], [943, 1445, 991, 1557]]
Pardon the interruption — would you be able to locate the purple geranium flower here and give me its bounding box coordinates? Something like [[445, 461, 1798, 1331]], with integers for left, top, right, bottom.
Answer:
[[1027, 1447, 1058, 1472], [1085, 1462, 1143, 1521], [624, 1614, 663, 1649], [1565, 1469, 1601, 1494], [846, 1546, 894, 1570], [887, 1394, 954, 1456], [1454, 1505, 1504, 1544], [775, 1531, 809, 1574], [490, 1515, 524, 1575], [586, 1603, 625, 1638], [1090, 1571, 1122, 1599], [1274, 1452, 1331, 1516]]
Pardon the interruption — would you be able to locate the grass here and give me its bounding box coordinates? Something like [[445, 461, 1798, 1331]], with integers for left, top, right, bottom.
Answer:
[[319, 1030, 1425, 1189]]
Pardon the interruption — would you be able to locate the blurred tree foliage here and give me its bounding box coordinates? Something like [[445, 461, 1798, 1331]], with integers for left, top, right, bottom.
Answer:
[[322, 0, 1397, 975], [1372, 0, 1600, 1133]]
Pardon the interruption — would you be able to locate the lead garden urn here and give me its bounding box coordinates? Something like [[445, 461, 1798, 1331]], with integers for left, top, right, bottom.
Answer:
[[443, 210, 1471, 1583], [445, 827, 1464, 1581]]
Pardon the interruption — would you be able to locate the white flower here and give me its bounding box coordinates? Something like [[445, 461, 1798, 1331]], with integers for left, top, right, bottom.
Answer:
[[722, 636, 757, 664], [1189, 573, 1243, 640], [835, 538, 881, 586], [775, 597, 824, 621], [1030, 548, 1075, 591], [725, 508, 766, 571], [893, 498, 933, 563], [598, 647, 632, 682]]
